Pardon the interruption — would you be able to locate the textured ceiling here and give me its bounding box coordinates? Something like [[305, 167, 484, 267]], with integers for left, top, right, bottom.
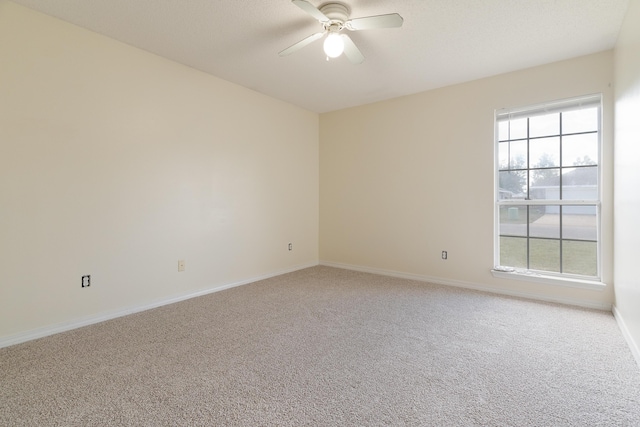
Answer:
[[9, 0, 630, 113]]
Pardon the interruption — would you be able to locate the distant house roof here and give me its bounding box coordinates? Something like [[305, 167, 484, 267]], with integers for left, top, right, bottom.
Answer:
[[530, 166, 597, 188]]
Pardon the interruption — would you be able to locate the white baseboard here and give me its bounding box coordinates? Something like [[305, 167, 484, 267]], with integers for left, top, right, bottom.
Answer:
[[0, 262, 318, 349], [612, 305, 640, 369], [320, 260, 612, 311]]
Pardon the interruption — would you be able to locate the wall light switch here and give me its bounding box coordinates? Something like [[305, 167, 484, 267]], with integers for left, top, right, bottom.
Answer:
[[178, 260, 185, 272]]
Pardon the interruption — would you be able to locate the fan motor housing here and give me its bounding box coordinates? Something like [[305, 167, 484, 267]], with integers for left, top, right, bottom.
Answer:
[[320, 2, 350, 24]]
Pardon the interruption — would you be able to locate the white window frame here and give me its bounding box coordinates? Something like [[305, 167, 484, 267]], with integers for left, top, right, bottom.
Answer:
[[493, 94, 604, 288]]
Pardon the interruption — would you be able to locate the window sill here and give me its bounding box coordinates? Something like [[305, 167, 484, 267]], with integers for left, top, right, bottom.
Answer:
[[491, 269, 606, 291]]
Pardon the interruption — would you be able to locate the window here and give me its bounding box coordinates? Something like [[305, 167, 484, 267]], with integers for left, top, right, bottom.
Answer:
[[495, 95, 601, 280]]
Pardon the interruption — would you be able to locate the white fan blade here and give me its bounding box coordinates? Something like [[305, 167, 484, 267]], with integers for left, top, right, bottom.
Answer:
[[292, 0, 329, 23], [341, 34, 364, 64], [279, 32, 325, 56], [346, 13, 403, 31]]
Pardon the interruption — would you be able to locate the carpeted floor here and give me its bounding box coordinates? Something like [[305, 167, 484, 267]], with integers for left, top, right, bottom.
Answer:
[[1, 266, 639, 426]]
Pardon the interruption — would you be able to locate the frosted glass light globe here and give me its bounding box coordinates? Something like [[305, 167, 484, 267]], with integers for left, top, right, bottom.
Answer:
[[323, 32, 344, 58]]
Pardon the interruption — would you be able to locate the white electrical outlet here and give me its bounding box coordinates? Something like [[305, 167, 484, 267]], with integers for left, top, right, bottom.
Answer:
[[178, 260, 185, 272]]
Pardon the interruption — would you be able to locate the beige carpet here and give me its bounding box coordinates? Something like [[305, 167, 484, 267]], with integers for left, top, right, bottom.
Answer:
[[1, 266, 639, 426]]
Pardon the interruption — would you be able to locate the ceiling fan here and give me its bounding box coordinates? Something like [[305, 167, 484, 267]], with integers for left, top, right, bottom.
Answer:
[[279, 0, 404, 64]]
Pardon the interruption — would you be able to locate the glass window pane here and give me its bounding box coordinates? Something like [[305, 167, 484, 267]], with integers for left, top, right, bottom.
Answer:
[[499, 171, 527, 198], [530, 206, 559, 238], [530, 238, 560, 272], [562, 133, 598, 167], [530, 137, 559, 168], [498, 121, 509, 142], [562, 206, 597, 240], [510, 118, 528, 140], [529, 168, 559, 200], [563, 240, 597, 276], [562, 107, 598, 134], [498, 141, 509, 170], [562, 167, 598, 200], [500, 205, 527, 236], [500, 236, 527, 268], [530, 113, 559, 138], [509, 140, 527, 170]]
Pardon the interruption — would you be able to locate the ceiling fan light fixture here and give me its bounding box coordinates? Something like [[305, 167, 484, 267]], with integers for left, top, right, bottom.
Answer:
[[323, 32, 344, 58], [282, 0, 403, 64]]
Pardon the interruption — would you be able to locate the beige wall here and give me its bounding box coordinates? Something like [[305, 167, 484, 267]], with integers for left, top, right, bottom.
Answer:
[[0, 2, 319, 341], [1, 0, 631, 346], [614, 0, 640, 361], [320, 51, 614, 309]]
